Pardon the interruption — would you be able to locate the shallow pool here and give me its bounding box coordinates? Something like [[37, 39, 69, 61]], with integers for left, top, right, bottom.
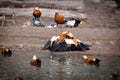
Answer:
[[0, 50, 120, 80]]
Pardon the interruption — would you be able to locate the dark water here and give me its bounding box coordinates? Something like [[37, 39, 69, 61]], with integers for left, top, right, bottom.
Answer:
[[0, 50, 120, 80]]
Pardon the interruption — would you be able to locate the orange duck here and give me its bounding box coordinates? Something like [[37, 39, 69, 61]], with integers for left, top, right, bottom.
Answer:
[[83, 55, 100, 65], [1, 47, 12, 57], [33, 7, 42, 18], [54, 10, 66, 24], [30, 55, 41, 67], [54, 10, 87, 27]]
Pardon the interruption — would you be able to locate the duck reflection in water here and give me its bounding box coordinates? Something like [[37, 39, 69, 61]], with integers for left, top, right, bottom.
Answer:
[[49, 54, 72, 66], [49, 54, 73, 79]]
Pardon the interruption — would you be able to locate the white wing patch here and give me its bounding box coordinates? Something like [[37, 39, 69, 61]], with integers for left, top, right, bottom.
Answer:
[[50, 36, 60, 42], [66, 20, 75, 26], [65, 39, 74, 44]]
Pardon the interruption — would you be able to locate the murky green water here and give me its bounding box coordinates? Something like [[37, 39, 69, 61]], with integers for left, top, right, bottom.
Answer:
[[0, 50, 120, 80]]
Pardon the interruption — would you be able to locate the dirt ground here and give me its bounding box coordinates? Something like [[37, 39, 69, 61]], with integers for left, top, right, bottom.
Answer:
[[0, 0, 120, 56]]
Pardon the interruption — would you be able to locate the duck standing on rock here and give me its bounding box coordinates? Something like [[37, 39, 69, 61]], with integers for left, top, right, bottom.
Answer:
[[1, 47, 12, 57], [30, 55, 41, 67], [32, 7, 45, 27], [43, 31, 91, 52]]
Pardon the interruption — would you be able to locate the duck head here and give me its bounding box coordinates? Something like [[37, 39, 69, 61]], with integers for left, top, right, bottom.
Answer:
[[34, 7, 41, 12], [33, 55, 37, 60], [55, 10, 59, 14], [30, 55, 41, 67], [83, 55, 88, 59]]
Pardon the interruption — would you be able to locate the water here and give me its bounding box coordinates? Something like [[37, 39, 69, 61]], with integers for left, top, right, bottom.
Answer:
[[0, 50, 120, 80]]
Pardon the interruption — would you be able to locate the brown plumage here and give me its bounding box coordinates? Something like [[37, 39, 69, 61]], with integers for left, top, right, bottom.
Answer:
[[54, 10, 66, 24], [1, 47, 12, 57], [33, 7, 41, 18], [83, 55, 100, 64], [57, 31, 74, 44], [57, 31, 78, 47], [30, 55, 41, 67]]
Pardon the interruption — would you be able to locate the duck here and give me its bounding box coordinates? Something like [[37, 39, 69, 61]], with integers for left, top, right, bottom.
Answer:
[[83, 55, 100, 64], [54, 10, 87, 27], [43, 31, 91, 52], [1, 47, 12, 57], [33, 7, 42, 18], [54, 10, 66, 24], [30, 55, 41, 67], [54, 10, 76, 25], [44, 31, 74, 47], [47, 31, 77, 46]]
